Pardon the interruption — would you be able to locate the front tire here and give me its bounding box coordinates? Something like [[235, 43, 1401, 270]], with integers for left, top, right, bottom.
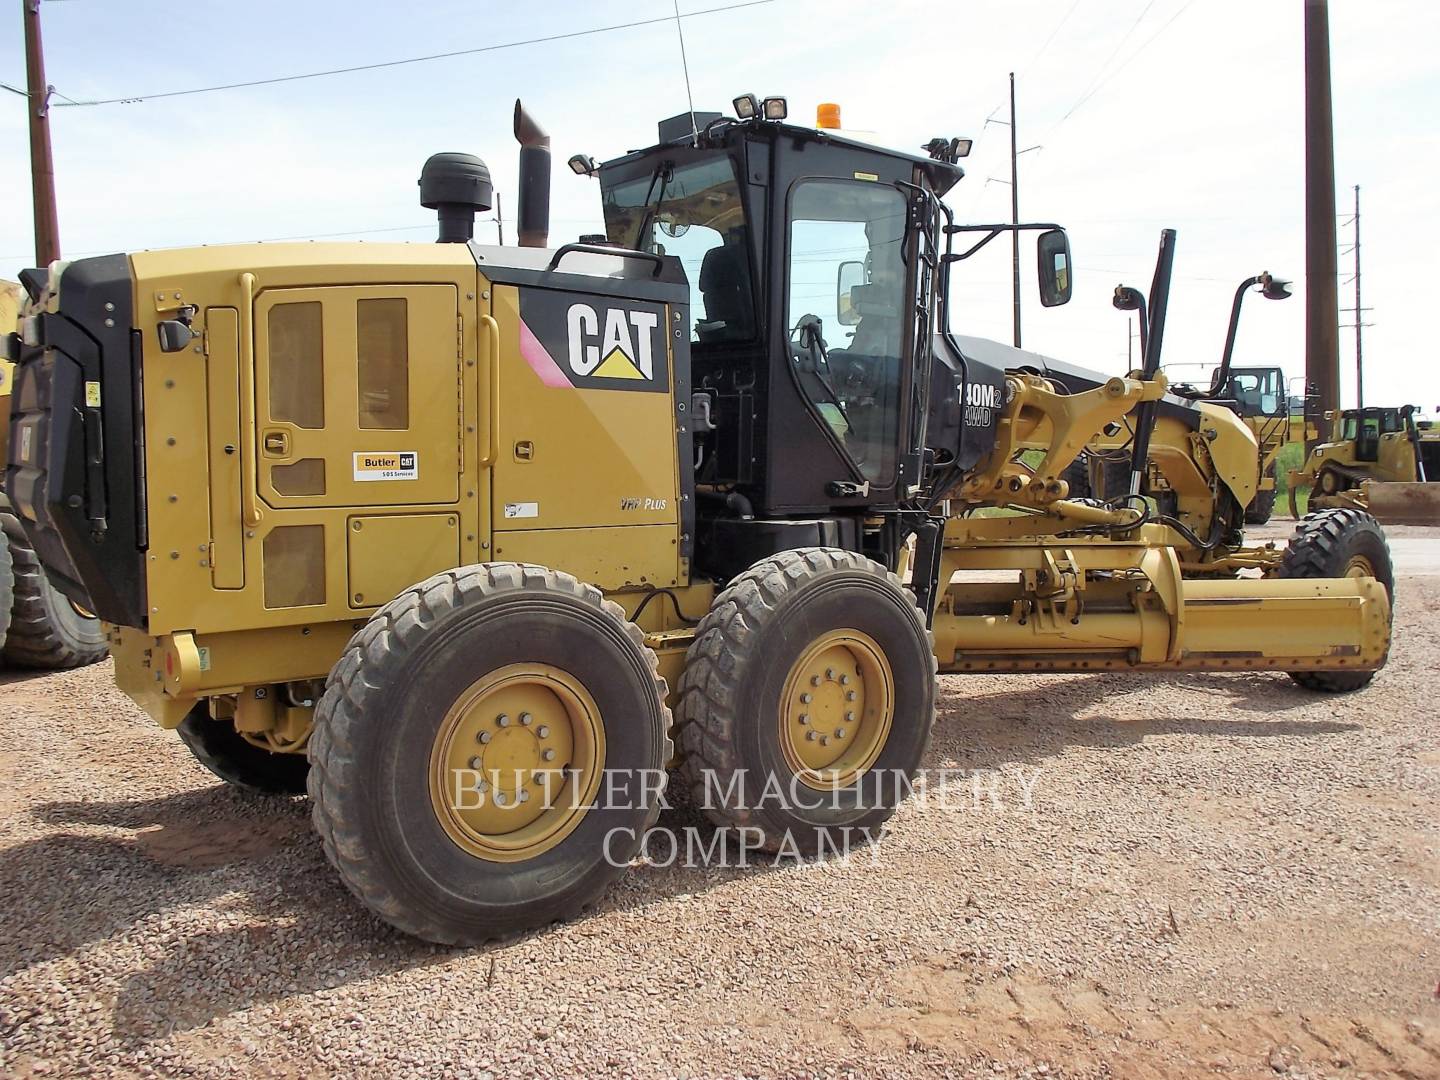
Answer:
[[676, 548, 935, 854], [308, 564, 672, 945], [1278, 508, 1393, 692]]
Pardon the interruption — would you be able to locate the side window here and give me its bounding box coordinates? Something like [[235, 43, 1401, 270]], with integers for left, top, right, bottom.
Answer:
[[357, 297, 409, 429], [786, 179, 909, 484], [268, 302, 325, 429]]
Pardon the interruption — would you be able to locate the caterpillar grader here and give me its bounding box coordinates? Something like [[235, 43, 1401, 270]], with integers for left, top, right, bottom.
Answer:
[[1065, 272, 1303, 528], [6, 98, 1392, 944]]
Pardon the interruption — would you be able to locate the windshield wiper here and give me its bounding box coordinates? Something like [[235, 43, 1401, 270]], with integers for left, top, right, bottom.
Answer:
[[632, 162, 674, 251]]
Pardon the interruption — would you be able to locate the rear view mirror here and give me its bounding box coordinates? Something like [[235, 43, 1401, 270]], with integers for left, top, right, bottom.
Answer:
[[836, 260, 864, 326], [1037, 228, 1072, 307]]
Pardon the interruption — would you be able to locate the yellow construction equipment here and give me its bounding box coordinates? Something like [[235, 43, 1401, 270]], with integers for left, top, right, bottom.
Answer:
[[1289, 405, 1440, 524], [4, 99, 1393, 944]]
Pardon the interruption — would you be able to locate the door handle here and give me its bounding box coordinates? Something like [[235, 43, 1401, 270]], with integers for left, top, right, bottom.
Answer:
[[262, 429, 291, 457]]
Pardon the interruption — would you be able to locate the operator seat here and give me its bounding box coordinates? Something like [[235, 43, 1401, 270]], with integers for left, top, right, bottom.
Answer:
[[696, 236, 753, 343]]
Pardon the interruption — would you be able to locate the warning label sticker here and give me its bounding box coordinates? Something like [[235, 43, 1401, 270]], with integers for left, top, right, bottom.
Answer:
[[503, 502, 539, 519], [353, 451, 419, 482]]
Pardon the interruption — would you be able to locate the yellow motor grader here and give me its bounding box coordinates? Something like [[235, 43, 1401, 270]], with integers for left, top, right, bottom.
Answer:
[[5, 99, 1392, 944], [1064, 272, 1303, 528]]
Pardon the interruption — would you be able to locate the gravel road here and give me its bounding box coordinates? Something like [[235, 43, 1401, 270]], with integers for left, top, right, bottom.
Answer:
[[1, 526, 1437, 1079]]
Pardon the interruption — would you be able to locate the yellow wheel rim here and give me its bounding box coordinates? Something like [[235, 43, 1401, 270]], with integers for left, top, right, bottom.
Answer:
[[428, 664, 605, 863], [778, 629, 894, 791], [1344, 554, 1376, 581]]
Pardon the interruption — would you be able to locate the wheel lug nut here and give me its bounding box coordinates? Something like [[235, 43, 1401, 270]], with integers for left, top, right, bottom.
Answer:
[[518, 789, 531, 803], [477, 731, 492, 744], [820, 735, 830, 746], [537, 725, 549, 738], [825, 668, 836, 680], [520, 712, 533, 726], [493, 791, 507, 806], [497, 714, 511, 727], [810, 675, 821, 687], [798, 714, 809, 725], [800, 693, 812, 704], [845, 711, 855, 722], [846, 690, 857, 701], [805, 731, 817, 742], [542, 749, 556, 761], [840, 674, 850, 685], [835, 728, 846, 739], [468, 756, 482, 769]]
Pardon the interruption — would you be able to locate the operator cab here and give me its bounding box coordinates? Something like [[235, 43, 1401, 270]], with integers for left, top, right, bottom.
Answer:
[[1219, 366, 1286, 419], [597, 113, 964, 534], [1340, 406, 1409, 463]]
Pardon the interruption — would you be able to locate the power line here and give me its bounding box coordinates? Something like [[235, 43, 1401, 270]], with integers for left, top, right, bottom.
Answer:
[[1056, 0, 1159, 125], [43, 0, 779, 107], [1058, 0, 1197, 125]]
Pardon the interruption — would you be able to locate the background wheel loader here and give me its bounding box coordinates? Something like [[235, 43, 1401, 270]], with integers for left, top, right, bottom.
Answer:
[[4, 98, 1392, 945], [0, 279, 106, 668], [1288, 404, 1440, 525]]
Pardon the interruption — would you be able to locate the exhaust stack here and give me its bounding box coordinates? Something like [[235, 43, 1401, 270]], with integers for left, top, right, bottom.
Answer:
[[514, 99, 551, 248], [419, 152, 493, 244]]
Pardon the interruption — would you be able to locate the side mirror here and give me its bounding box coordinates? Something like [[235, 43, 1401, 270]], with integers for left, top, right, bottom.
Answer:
[[1037, 228, 1072, 307], [836, 260, 864, 326]]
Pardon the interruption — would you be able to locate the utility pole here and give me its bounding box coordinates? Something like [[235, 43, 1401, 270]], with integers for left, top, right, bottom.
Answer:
[[1009, 71, 1021, 349], [985, 77, 1039, 347], [23, 0, 61, 266], [1339, 184, 1372, 409], [1303, 0, 1339, 448]]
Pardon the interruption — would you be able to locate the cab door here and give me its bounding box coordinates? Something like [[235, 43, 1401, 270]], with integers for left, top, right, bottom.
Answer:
[[254, 284, 461, 509]]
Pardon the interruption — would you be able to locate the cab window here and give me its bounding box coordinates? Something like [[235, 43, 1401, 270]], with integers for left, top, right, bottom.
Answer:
[[785, 179, 908, 485], [602, 155, 753, 343]]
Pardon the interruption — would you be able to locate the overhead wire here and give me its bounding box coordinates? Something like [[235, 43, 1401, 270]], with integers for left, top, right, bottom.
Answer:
[[39, 0, 781, 107]]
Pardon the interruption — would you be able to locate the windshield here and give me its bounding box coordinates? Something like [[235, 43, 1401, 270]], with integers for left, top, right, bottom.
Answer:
[[1224, 367, 1283, 416], [601, 154, 754, 343]]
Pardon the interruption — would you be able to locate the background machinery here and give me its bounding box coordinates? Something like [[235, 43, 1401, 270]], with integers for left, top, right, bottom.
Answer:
[[5, 99, 1393, 944], [1068, 272, 1302, 527], [1288, 405, 1440, 524]]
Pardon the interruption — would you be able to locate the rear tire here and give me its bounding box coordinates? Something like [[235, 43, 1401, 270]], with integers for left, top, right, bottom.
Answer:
[[177, 701, 311, 794], [309, 564, 672, 945], [0, 536, 11, 652], [1061, 454, 1091, 499], [676, 548, 935, 854], [1244, 465, 1277, 525], [0, 497, 108, 669], [1277, 508, 1392, 692]]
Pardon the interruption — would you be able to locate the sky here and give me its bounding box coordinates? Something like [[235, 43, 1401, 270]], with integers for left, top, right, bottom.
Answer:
[[2, 0, 1436, 412]]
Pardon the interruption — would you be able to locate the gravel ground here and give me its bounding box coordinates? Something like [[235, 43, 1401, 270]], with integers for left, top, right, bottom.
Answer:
[[1, 526, 1437, 1079]]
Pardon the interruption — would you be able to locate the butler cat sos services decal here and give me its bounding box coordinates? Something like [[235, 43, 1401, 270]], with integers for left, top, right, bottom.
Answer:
[[516, 288, 670, 393]]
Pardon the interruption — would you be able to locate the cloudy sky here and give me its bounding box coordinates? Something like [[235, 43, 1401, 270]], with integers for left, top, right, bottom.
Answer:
[[2, 0, 1435, 411]]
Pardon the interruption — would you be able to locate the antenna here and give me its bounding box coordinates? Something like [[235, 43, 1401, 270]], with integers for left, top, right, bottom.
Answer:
[[671, 0, 700, 145]]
